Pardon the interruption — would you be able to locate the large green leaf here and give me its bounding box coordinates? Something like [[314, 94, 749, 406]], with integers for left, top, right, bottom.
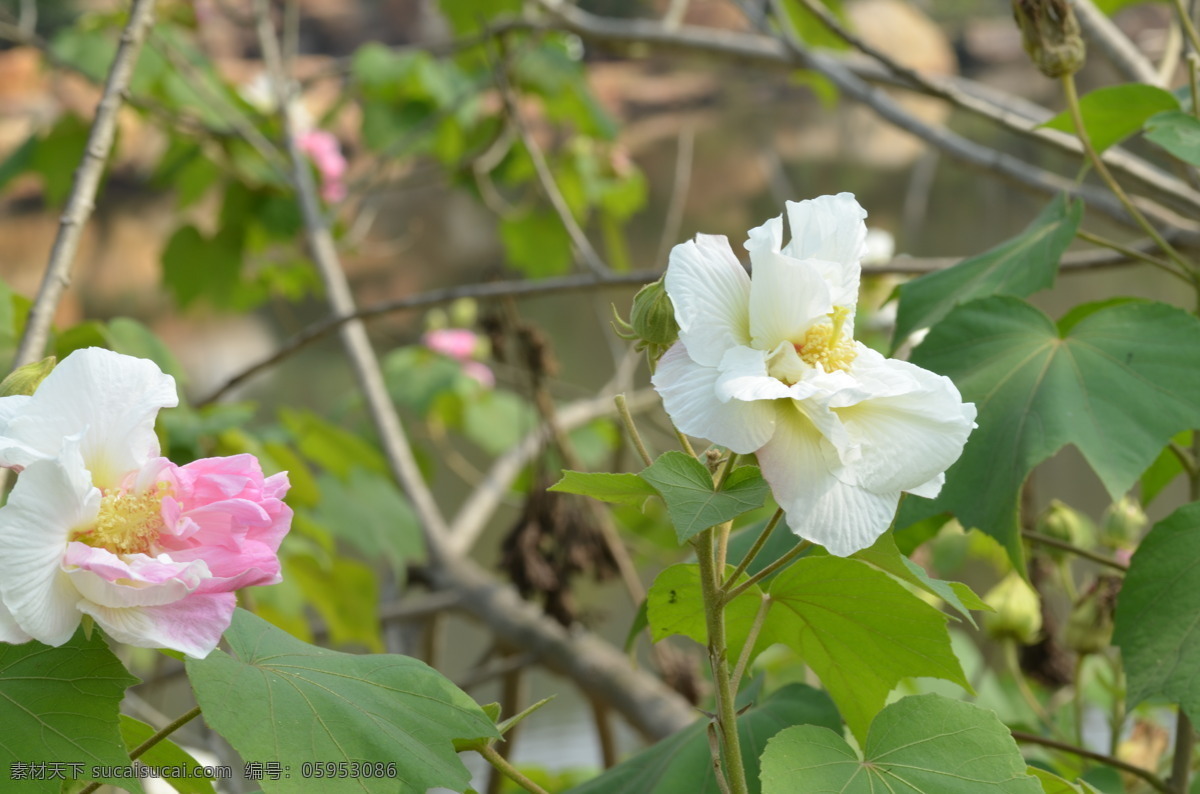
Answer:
[[186, 610, 498, 794], [0, 630, 143, 793], [904, 297, 1200, 564], [1042, 84, 1179, 153], [119, 716, 216, 794], [1113, 502, 1200, 720], [566, 684, 840, 794], [759, 694, 1041, 793], [1028, 768, 1105, 793], [891, 193, 1081, 349], [646, 563, 767, 665], [1144, 110, 1200, 166], [640, 453, 771, 543], [760, 556, 968, 742]]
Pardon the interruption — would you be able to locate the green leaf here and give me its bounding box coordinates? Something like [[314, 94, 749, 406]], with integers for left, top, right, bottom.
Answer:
[[283, 552, 385, 652], [309, 470, 424, 574], [760, 556, 969, 742], [119, 716, 216, 794], [891, 193, 1082, 348], [0, 630, 144, 793], [640, 453, 771, 543], [1113, 501, 1200, 720], [760, 693, 1041, 793], [1144, 110, 1200, 165], [549, 470, 658, 506], [646, 563, 767, 664], [280, 408, 389, 480], [1042, 84, 1179, 153], [186, 610, 498, 794], [905, 297, 1200, 565], [31, 114, 91, 205], [850, 532, 988, 627], [0, 135, 36, 192], [107, 317, 187, 384], [499, 211, 574, 277], [566, 684, 840, 794], [161, 224, 243, 309]]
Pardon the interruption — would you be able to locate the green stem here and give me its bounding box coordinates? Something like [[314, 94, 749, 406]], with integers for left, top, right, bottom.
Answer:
[[1108, 654, 1125, 757], [1170, 712, 1194, 793], [1189, 53, 1200, 121], [724, 540, 812, 603], [696, 528, 750, 794], [78, 705, 203, 794], [731, 594, 772, 685], [675, 429, 698, 458], [615, 393, 653, 467], [1074, 229, 1188, 283], [724, 508, 785, 588], [478, 742, 552, 794], [1061, 74, 1197, 278], [1173, 0, 1200, 55]]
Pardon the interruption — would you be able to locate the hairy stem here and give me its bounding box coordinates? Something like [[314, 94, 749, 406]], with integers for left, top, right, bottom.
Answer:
[[695, 528, 750, 794]]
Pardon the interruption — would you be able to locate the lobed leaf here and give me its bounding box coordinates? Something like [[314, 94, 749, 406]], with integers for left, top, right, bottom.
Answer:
[[640, 453, 771, 543]]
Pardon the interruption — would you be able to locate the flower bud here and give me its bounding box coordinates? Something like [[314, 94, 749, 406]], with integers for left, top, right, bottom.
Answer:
[[1012, 0, 1086, 78], [983, 572, 1042, 645], [449, 297, 478, 328], [1065, 575, 1120, 655], [1100, 495, 1147, 550], [613, 277, 679, 362], [0, 356, 56, 397], [1036, 499, 1094, 559]]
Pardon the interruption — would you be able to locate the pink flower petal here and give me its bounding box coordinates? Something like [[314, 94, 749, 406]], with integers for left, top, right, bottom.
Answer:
[[78, 592, 237, 659]]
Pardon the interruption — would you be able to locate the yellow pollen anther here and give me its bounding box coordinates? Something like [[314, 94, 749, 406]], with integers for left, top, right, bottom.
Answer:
[[73, 484, 169, 556], [794, 306, 858, 373]]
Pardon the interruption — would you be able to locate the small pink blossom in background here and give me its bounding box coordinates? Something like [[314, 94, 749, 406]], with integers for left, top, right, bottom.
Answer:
[[298, 129, 348, 203], [423, 328, 479, 361], [422, 329, 494, 388], [1114, 548, 1133, 567], [0, 348, 291, 658]]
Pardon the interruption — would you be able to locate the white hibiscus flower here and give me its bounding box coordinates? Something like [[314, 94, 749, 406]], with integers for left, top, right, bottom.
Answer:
[[651, 193, 976, 556]]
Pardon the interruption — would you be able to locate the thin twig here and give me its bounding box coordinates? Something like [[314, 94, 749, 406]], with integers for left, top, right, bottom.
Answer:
[[1011, 729, 1172, 793], [1075, 229, 1189, 282], [12, 0, 160, 368], [730, 594, 771, 685], [1021, 530, 1128, 571], [253, 0, 451, 555], [491, 43, 611, 276], [1071, 0, 1160, 84], [77, 705, 204, 794]]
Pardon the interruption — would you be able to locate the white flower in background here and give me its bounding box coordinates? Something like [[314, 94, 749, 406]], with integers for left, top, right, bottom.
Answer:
[[651, 193, 976, 556]]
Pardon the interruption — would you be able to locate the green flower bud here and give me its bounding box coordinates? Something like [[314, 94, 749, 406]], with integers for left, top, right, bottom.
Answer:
[[0, 356, 56, 397], [1099, 495, 1147, 550], [1012, 0, 1086, 78], [1065, 575, 1120, 655], [449, 297, 478, 328], [1036, 499, 1094, 560], [983, 572, 1042, 645], [613, 277, 679, 362]]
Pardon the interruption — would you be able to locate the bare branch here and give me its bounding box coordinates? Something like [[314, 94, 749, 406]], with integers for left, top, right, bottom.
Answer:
[[253, 0, 452, 551], [12, 0, 160, 368]]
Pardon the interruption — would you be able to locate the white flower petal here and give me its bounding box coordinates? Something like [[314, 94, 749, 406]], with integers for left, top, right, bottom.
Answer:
[[715, 346, 794, 403], [665, 235, 751, 367], [823, 350, 976, 494], [0, 444, 99, 645], [747, 249, 833, 349], [78, 592, 236, 659], [0, 600, 32, 643], [66, 548, 208, 608], [757, 406, 901, 556], [3, 348, 177, 489], [652, 343, 775, 454], [782, 193, 867, 305], [907, 472, 944, 499], [744, 213, 783, 254]]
